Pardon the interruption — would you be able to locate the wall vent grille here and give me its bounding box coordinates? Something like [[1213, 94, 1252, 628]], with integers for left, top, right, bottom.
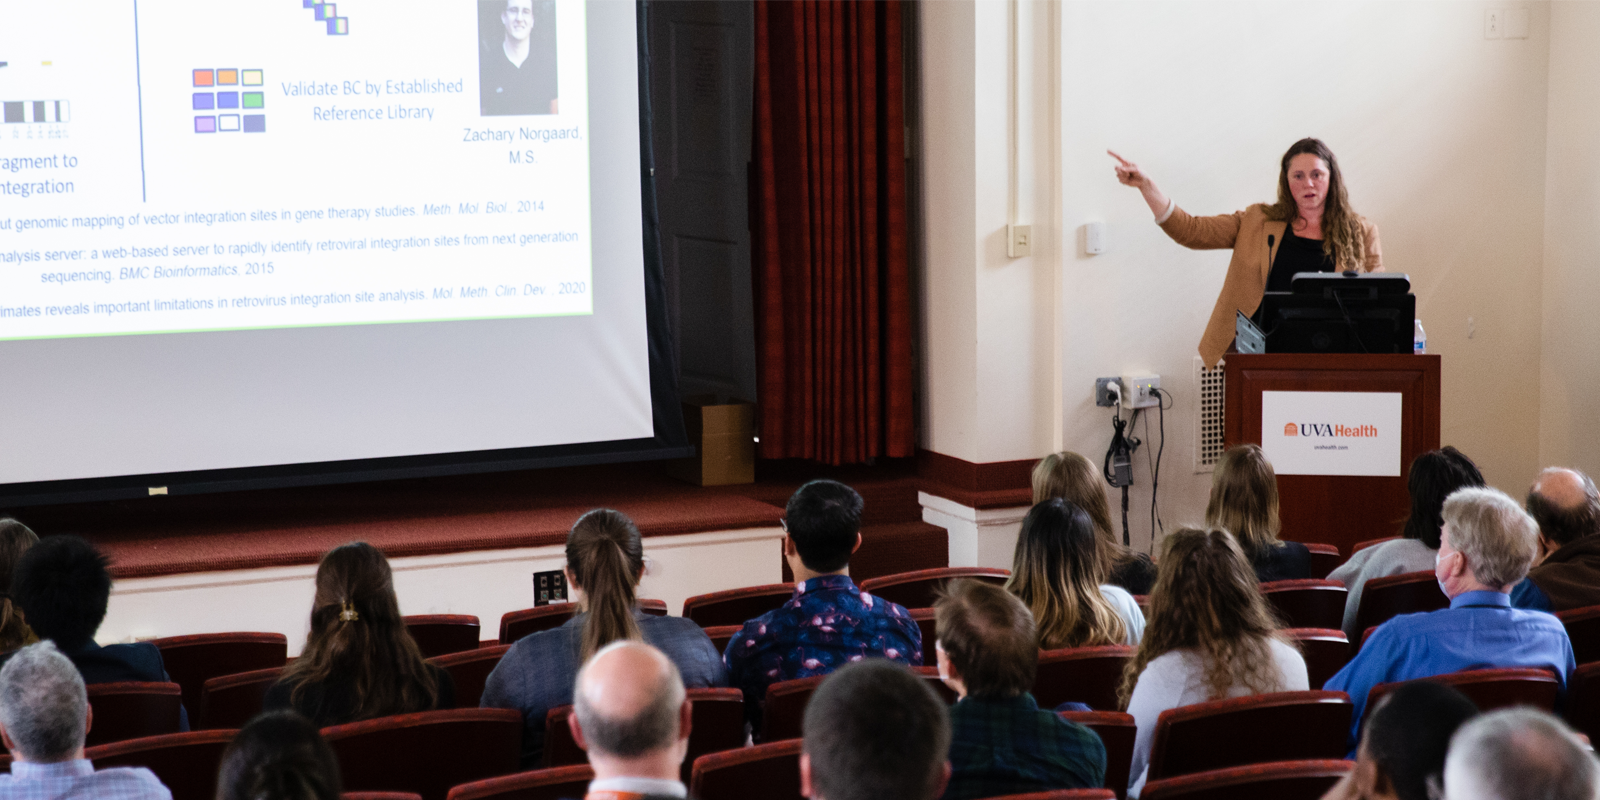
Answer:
[[1194, 356, 1225, 472]]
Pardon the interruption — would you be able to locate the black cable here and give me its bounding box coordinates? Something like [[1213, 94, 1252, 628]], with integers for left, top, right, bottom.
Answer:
[[1150, 387, 1170, 546], [1121, 485, 1131, 549]]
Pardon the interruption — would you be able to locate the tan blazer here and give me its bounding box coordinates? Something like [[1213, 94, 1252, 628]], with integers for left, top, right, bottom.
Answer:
[[1159, 203, 1383, 367]]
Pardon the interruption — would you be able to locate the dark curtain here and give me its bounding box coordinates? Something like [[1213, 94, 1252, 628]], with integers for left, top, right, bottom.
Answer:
[[752, 0, 914, 465]]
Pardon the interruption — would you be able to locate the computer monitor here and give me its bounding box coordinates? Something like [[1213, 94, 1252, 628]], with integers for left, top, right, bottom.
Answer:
[[1254, 272, 1415, 355]]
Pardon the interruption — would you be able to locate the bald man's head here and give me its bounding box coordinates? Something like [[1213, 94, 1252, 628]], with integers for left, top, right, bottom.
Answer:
[[1527, 468, 1600, 549], [573, 641, 686, 759]]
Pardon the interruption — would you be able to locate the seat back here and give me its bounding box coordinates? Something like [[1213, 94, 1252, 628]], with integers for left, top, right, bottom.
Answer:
[[911, 607, 938, 666], [1145, 691, 1353, 781], [427, 645, 511, 708], [703, 625, 741, 656], [1564, 662, 1600, 739], [984, 792, 1116, 800], [445, 765, 594, 800], [1558, 605, 1600, 667], [343, 794, 424, 800], [912, 666, 960, 704], [403, 615, 482, 658], [1260, 580, 1347, 631], [1353, 571, 1447, 640], [1282, 629, 1351, 689], [545, 688, 747, 778], [1034, 646, 1135, 710], [86, 682, 184, 747], [683, 584, 796, 627], [760, 675, 828, 742], [1139, 759, 1354, 800], [152, 632, 288, 718], [198, 667, 283, 730], [87, 729, 237, 800], [1060, 710, 1136, 800], [1353, 536, 1400, 554], [322, 708, 523, 800], [1304, 544, 1341, 580], [499, 601, 666, 644], [858, 567, 1010, 610], [690, 739, 804, 800], [1365, 668, 1560, 729]]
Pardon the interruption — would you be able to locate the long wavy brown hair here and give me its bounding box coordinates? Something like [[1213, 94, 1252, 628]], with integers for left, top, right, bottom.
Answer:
[[567, 509, 646, 662], [1118, 527, 1290, 708], [283, 542, 438, 721], [0, 520, 39, 653], [1006, 499, 1127, 649], [1205, 444, 1283, 560], [1032, 452, 1143, 576], [1262, 137, 1367, 271]]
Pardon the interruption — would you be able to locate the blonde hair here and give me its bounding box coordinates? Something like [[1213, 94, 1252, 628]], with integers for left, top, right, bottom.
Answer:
[[1206, 444, 1282, 558], [1262, 138, 1367, 272], [1119, 528, 1289, 708], [1032, 452, 1139, 575], [1006, 499, 1127, 649]]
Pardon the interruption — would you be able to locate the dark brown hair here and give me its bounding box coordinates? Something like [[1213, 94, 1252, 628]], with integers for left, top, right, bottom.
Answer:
[[567, 509, 645, 662], [281, 542, 438, 722], [1120, 528, 1289, 707], [1403, 447, 1485, 548], [1006, 499, 1126, 649], [1205, 444, 1282, 559], [1263, 137, 1367, 271], [216, 710, 341, 800], [935, 579, 1037, 699], [802, 660, 951, 800], [0, 520, 39, 653]]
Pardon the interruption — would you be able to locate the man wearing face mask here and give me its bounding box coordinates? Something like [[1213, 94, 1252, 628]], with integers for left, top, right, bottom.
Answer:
[[1324, 487, 1574, 754]]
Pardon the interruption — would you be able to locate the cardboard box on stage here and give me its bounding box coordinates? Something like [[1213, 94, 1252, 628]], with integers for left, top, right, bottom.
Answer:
[[665, 396, 756, 486]]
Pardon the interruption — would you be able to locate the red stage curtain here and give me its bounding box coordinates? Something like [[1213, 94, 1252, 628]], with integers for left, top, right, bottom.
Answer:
[[752, 0, 914, 465]]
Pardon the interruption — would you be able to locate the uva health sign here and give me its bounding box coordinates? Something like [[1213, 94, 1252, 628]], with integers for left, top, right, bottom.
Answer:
[[1260, 391, 1404, 477]]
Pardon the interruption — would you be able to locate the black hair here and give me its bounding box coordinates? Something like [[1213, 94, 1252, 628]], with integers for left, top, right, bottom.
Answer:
[[13, 536, 111, 652], [802, 660, 950, 800], [217, 710, 341, 800], [784, 480, 864, 573], [1402, 447, 1485, 549], [1362, 681, 1479, 800]]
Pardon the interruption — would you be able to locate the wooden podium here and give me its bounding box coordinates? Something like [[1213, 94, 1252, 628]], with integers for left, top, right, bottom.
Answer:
[[1224, 353, 1441, 556]]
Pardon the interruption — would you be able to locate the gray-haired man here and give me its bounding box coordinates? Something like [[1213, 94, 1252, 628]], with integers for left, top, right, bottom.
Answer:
[[0, 641, 171, 799], [568, 641, 694, 800]]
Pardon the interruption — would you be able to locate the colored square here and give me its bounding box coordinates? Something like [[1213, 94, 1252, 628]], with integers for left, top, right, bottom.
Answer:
[[192, 92, 214, 110], [54, 100, 69, 123], [217, 91, 239, 109], [303, 0, 314, 6], [193, 69, 214, 87], [242, 92, 264, 109], [242, 114, 265, 133], [2, 102, 21, 123], [30, 101, 45, 122], [318, 4, 336, 21], [218, 114, 240, 132], [217, 69, 238, 86], [329, 17, 348, 34], [241, 69, 263, 86], [194, 116, 216, 133]]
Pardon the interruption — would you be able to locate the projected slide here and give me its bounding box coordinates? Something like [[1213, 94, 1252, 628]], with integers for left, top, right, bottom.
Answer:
[[0, 0, 591, 341]]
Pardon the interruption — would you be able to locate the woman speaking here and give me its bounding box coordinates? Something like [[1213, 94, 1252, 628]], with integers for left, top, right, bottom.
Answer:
[[1110, 138, 1383, 366]]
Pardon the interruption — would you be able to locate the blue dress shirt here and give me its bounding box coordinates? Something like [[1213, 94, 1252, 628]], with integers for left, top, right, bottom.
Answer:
[[1511, 578, 1555, 612], [0, 759, 171, 800], [1324, 590, 1575, 750]]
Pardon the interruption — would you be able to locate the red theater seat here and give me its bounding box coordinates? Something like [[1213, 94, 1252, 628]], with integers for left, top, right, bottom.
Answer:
[[913, 666, 960, 704], [152, 632, 288, 719], [760, 675, 827, 743], [1260, 580, 1347, 631], [445, 765, 594, 800], [87, 729, 237, 800], [543, 688, 746, 781], [1139, 759, 1353, 800], [703, 624, 741, 656], [86, 682, 184, 747], [1144, 691, 1352, 781], [345, 794, 424, 800], [322, 708, 522, 800], [1352, 536, 1400, 554], [403, 615, 482, 658], [858, 567, 1010, 610], [911, 607, 937, 665], [1061, 710, 1136, 799], [986, 792, 1116, 800], [1564, 662, 1600, 739], [1282, 628, 1351, 689], [1034, 646, 1134, 711], [1558, 605, 1600, 667], [428, 645, 511, 709], [683, 584, 796, 627], [689, 739, 803, 800], [199, 667, 283, 730], [1353, 571, 1447, 642], [499, 601, 667, 644], [1364, 668, 1559, 728], [1304, 544, 1341, 579]]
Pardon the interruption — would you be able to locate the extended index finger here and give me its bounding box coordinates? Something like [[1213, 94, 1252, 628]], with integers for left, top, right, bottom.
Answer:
[[1107, 149, 1134, 168]]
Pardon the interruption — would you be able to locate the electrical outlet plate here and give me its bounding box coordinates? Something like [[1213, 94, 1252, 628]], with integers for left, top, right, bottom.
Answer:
[[1094, 377, 1120, 407], [1007, 224, 1032, 258], [1122, 373, 1161, 409]]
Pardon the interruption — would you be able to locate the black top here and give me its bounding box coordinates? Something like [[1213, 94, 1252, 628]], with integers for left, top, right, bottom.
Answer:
[[479, 41, 558, 116], [1252, 541, 1313, 583], [1108, 552, 1158, 596], [0, 640, 191, 731], [1265, 223, 1335, 293], [263, 663, 456, 728]]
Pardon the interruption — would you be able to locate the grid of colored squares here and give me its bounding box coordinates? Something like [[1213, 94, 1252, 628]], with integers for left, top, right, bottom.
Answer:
[[194, 69, 264, 133], [301, 1, 348, 35], [2, 100, 70, 123]]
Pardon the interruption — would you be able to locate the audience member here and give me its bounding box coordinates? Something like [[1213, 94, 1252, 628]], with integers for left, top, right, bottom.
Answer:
[[1329, 447, 1485, 637], [215, 710, 340, 800], [1121, 527, 1308, 797], [935, 579, 1105, 799], [264, 541, 455, 727], [569, 641, 694, 800], [801, 660, 951, 800], [1442, 708, 1599, 800], [482, 509, 725, 767], [0, 520, 39, 653], [1319, 681, 1479, 800], [0, 641, 171, 800], [1033, 452, 1159, 594], [1326, 487, 1575, 751], [1205, 444, 1311, 581], [724, 480, 921, 733], [10, 535, 186, 728], [1512, 467, 1600, 611], [1007, 499, 1144, 648]]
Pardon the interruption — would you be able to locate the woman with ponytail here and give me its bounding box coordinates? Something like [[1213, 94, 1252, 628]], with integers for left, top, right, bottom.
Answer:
[[264, 541, 454, 726], [0, 519, 39, 653], [481, 508, 726, 768], [216, 710, 341, 800]]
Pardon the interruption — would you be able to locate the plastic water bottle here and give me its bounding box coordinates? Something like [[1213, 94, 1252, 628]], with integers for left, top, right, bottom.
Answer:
[[1414, 320, 1426, 354]]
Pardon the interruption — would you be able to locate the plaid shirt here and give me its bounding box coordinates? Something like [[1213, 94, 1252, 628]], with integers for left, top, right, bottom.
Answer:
[[942, 693, 1106, 800], [0, 760, 171, 800]]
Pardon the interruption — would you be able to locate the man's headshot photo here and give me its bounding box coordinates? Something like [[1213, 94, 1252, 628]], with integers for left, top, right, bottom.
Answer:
[[479, 0, 558, 116]]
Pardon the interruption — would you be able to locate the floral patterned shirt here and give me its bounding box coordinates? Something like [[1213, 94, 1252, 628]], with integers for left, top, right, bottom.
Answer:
[[723, 575, 923, 730]]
